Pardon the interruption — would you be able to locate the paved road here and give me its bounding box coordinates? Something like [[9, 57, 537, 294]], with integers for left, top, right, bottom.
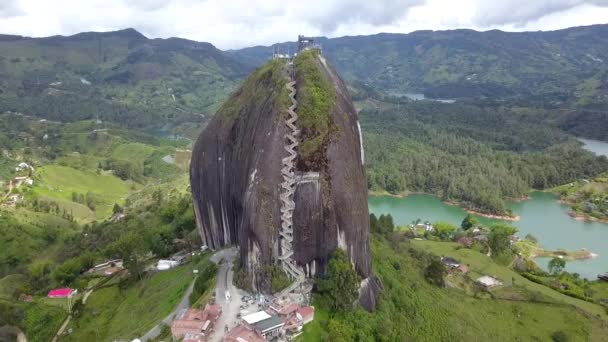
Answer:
[[138, 276, 197, 341], [208, 248, 244, 342]]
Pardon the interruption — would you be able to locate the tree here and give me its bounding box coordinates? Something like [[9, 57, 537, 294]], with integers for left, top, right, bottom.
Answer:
[[425, 258, 446, 287], [369, 214, 379, 233], [488, 223, 517, 256], [433, 221, 456, 240], [327, 319, 355, 342], [548, 257, 566, 275], [524, 234, 538, 244], [112, 203, 123, 215], [106, 232, 147, 280], [461, 214, 478, 230], [315, 249, 359, 312]]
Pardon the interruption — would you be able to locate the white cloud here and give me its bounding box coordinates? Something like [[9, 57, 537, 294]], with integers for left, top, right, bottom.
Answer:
[[0, 0, 24, 17], [0, 0, 606, 48], [470, 0, 608, 26]]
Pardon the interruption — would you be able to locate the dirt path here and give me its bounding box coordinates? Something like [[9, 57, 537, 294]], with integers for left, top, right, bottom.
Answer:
[[51, 315, 71, 342]]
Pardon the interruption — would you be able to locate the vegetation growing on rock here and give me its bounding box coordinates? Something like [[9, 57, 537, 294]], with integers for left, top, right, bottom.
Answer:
[[218, 60, 289, 126], [294, 49, 336, 161]]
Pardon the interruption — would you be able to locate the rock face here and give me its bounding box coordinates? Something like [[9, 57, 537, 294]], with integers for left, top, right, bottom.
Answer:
[[190, 51, 378, 310]]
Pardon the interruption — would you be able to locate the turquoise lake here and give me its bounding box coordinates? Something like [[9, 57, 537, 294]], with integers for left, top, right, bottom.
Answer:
[[368, 192, 608, 279]]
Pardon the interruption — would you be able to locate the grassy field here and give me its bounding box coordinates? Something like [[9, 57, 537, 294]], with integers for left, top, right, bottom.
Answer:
[[301, 237, 608, 341], [63, 265, 195, 341], [110, 143, 155, 165], [31, 165, 134, 221], [411, 240, 608, 318], [0, 298, 68, 342]]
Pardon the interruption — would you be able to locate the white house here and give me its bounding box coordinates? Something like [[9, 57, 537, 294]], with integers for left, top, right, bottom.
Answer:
[[476, 276, 502, 289], [157, 259, 179, 271]]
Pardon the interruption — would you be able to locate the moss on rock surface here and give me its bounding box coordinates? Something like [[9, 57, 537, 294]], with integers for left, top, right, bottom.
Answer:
[[294, 50, 336, 161], [218, 59, 289, 127]]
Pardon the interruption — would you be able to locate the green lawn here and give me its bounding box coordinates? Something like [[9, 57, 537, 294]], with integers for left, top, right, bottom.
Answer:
[[411, 240, 608, 318], [63, 265, 195, 341], [31, 165, 133, 221], [110, 142, 155, 166]]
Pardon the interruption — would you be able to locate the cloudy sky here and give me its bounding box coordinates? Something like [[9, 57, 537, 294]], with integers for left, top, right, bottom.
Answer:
[[1, 0, 607, 49]]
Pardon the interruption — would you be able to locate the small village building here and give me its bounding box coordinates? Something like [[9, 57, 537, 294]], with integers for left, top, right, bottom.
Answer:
[[296, 306, 314, 325], [476, 276, 502, 289], [457, 237, 473, 248], [473, 234, 488, 242], [104, 267, 121, 276], [252, 315, 284, 339], [48, 288, 76, 298], [182, 333, 204, 342], [457, 265, 469, 274], [171, 305, 222, 341], [270, 302, 299, 317], [441, 257, 460, 268], [157, 259, 180, 270], [224, 324, 265, 342], [19, 294, 33, 302], [242, 311, 271, 325]]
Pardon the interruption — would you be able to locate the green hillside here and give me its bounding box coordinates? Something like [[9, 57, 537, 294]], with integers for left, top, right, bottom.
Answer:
[[31, 165, 134, 221], [0, 29, 247, 130], [302, 236, 608, 341]]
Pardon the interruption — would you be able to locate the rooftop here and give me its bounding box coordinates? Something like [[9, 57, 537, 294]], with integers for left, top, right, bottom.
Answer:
[[253, 315, 285, 333], [225, 324, 265, 342], [242, 311, 271, 325], [47, 288, 75, 297]]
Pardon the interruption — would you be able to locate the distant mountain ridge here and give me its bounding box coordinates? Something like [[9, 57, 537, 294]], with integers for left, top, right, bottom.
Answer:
[[1, 25, 607, 134], [0, 28, 247, 129], [231, 24, 608, 102]]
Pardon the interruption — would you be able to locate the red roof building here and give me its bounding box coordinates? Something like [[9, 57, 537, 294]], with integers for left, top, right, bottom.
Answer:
[[272, 303, 299, 317], [224, 324, 265, 342], [171, 305, 222, 341], [296, 306, 315, 325], [47, 288, 75, 298]]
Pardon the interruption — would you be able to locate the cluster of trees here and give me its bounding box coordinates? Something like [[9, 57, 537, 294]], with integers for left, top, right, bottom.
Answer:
[[314, 249, 360, 313], [3, 192, 199, 294], [71, 191, 98, 210], [30, 198, 74, 221], [369, 213, 395, 235], [362, 102, 608, 215], [188, 258, 218, 304]]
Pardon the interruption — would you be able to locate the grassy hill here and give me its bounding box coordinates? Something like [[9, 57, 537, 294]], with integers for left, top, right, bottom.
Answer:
[[302, 236, 608, 341], [30, 165, 134, 221], [63, 264, 194, 341]]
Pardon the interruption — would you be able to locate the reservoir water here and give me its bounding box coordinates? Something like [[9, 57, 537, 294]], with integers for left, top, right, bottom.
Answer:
[[579, 138, 608, 157], [368, 192, 608, 279]]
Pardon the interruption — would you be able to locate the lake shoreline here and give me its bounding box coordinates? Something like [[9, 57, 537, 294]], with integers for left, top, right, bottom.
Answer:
[[568, 211, 608, 224], [369, 192, 608, 279], [368, 190, 520, 221]]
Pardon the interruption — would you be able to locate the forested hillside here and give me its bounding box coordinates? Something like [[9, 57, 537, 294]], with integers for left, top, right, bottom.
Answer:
[[360, 99, 608, 215], [0, 29, 247, 131], [233, 25, 608, 101]]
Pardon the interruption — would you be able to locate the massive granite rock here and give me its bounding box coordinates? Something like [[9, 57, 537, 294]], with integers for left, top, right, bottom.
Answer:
[[190, 51, 378, 310]]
